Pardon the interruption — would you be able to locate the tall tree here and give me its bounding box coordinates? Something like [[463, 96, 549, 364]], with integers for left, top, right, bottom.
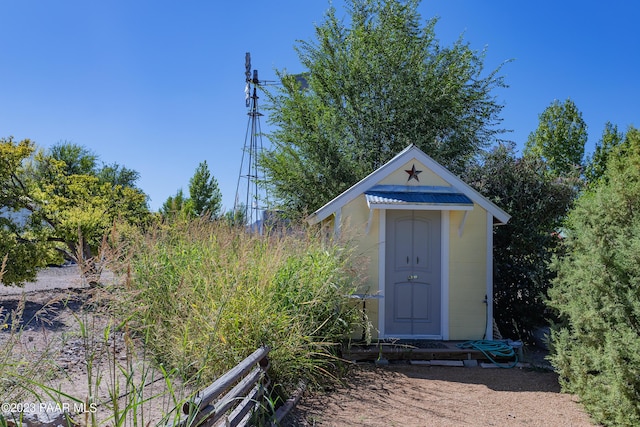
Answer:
[[261, 0, 508, 215], [548, 127, 640, 426], [160, 161, 222, 219], [189, 160, 222, 218], [583, 121, 624, 186], [464, 143, 576, 340], [524, 98, 587, 178]]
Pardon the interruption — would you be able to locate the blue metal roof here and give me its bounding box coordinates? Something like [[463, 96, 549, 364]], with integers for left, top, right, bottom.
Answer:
[[364, 185, 473, 206]]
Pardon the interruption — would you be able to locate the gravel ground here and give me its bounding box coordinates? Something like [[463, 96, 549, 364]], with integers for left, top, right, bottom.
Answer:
[[0, 265, 115, 296], [284, 363, 598, 427], [1, 267, 183, 426]]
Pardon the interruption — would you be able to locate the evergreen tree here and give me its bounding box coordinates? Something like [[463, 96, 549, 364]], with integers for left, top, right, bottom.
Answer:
[[160, 188, 188, 217], [548, 127, 640, 426], [161, 161, 222, 219], [189, 160, 222, 218], [583, 121, 624, 186]]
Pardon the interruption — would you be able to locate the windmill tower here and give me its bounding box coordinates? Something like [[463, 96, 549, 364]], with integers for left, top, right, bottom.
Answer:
[[234, 52, 268, 230]]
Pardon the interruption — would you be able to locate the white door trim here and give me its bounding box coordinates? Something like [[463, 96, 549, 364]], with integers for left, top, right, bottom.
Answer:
[[441, 210, 449, 340], [377, 209, 449, 340], [378, 209, 386, 337]]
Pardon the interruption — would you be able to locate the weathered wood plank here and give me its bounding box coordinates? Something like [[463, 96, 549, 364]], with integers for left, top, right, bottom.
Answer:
[[191, 366, 265, 426], [183, 346, 270, 415], [226, 380, 267, 427]]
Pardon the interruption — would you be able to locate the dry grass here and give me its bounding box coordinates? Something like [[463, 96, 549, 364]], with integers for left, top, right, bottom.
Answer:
[[1, 218, 366, 426]]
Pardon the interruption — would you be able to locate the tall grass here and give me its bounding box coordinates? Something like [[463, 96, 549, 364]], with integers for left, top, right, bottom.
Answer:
[[0, 220, 364, 426], [118, 219, 364, 395]]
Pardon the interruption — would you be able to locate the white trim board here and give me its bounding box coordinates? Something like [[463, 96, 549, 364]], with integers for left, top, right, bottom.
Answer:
[[308, 144, 510, 226], [485, 212, 494, 340], [377, 209, 449, 339]]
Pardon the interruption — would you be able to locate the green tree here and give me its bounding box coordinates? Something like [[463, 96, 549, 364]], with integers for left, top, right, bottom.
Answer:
[[0, 137, 150, 285], [48, 141, 98, 175], [41, 142, 142, 189], [0, 138, 47, 284], [189, 160, 222, 218], [464, 143, 576, 340], [161, 161, 222, 219], [548, 127, 640, 426], [97, 162, 141, 188], [583, 121, 625, 186], [261, 0, 508, 215], [524, 98, 587, 178], [223, 203, 247, 227], [160, 188, 189, 217]]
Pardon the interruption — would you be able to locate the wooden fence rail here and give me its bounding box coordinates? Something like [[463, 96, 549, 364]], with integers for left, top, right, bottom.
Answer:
[[178, 346, 271, 427]]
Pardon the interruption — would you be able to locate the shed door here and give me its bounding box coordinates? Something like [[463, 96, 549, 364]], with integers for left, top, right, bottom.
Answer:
[[385, 210, 441, 336]]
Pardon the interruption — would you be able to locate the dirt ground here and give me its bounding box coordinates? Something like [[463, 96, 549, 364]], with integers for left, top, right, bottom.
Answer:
[[0, 267, 187, 426], [1, 268, 597, 427], [283, 363, 596, 427]]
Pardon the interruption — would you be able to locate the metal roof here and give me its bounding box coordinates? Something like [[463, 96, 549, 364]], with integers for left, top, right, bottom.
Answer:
[[364, 185, 473, 206]]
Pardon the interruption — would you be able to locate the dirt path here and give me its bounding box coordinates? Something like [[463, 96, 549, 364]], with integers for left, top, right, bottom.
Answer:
[[283, 362, 596, 427]]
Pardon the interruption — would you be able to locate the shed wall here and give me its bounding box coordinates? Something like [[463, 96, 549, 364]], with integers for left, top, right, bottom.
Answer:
[[448, 208, 488, 340], [326, 158, 491, 341], [379, 160, 449, 187]]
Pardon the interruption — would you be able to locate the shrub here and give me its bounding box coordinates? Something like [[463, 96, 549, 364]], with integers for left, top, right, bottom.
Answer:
[[118, 219, 363, 394], [464, 143, 575, 341], [548, 128, 640, 426]]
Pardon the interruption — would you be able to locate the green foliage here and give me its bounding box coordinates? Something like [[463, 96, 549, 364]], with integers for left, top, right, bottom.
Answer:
[[160, 188, 189, 217], [548, 127, 640, 426], [29, 145, 150, 266], [161, 161, 222, 219], [0, 137, 36, 208], [120, 219, 363, 393], [188, 160, 222, 218], [524, 98, 587, 178], [0, 228, 42, 285], [464, 143, 576, 340], [261, 0, 508, 214], [223, 203, 247, 227], [0, 137, 51, 283], [583, 122, 625, 186], [0, 137, 150, 285], [47, 141, 98, 176], [97, 162, 141, 188]]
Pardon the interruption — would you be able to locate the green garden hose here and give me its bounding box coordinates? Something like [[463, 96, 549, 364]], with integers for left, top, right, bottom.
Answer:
[[456, 340, 519, 368]]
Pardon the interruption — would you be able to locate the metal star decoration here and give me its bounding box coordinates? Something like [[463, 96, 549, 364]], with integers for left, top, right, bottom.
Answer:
[[405, 164, 422, 182]]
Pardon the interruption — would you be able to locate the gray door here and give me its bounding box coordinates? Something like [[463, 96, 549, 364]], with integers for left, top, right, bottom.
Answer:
[[385, 210, 441, 336]]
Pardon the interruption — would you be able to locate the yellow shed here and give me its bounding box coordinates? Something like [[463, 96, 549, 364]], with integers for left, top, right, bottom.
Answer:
[[307, 145, 510, 341]]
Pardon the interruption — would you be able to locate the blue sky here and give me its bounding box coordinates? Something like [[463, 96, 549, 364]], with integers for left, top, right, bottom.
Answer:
[[1, 1, 638, 212]]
